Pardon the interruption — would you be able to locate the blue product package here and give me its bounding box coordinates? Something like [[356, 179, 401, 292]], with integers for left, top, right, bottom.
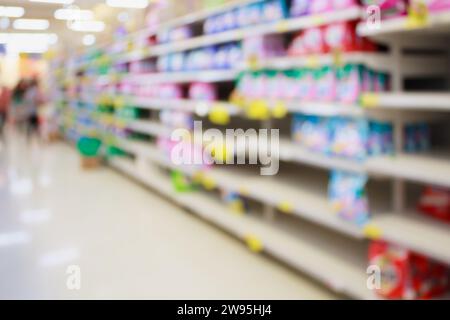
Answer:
[[290, 0, 310, 17], [262, 0, 288, 22], [329, 170, 370, 226], [331, 118, 369, 161]]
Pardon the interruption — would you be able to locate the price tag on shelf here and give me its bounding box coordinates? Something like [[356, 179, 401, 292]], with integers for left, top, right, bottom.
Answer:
[[271, 101, 288, 119], [363, 224, 383, 240], [360, 93, 380, 108], [312, 15, 325, 26], [245, 234, 264, 253], [209, 104, 231, 125], [278, 201, 294, 215], [306, 55, 320, 68], [247, 55, 260, 71], [247, 100, 270, 120], [114, 96, 126, 109], [332, 50, 344, 67], [406, 1, 429, 29], [202, 175, 217, 191], [275, 20, 289, 33], [239, 186, 250, 197]]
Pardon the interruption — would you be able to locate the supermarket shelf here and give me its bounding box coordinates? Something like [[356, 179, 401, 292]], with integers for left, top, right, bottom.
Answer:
[[285, 101, 364, 118], [126, 120, 172, 137], [124, 69, 239, 84], [114, 138, 363, 238], [366, 152, 450, 189], [370, 213, 450, 265], [109, 156, 373, 299], [116, 7, 362, 63], [241, 52, 391, 73], [362, 92, 450, 112], [279, 139, 365, 173], [357, 11, 450, 38], [129, 97, 241, 116], [114, 139, 450, 264]]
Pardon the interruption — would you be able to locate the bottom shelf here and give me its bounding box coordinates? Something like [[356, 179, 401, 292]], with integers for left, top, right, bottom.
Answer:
[[109, 157, 376, 299]]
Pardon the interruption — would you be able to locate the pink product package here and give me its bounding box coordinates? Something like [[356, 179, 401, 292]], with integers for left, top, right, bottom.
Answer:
[[422, 0, 450, 11], [243, 35, 285, 60], [189, 83, 217, 101], [158, 84, 183, 100], [362, 0, 408, 18], [296, 71, 316, 101], [332, 0, 359, 9], [309, 0, 334, 13], [289, 27, 327, 55], [314, 68, 337, 102]]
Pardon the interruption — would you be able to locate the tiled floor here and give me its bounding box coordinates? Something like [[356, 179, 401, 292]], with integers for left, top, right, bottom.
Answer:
[[0, 130, 336, 299]]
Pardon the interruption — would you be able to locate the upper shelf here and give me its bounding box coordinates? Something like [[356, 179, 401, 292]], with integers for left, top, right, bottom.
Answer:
[[366, 152, 450, 189], [362, 92, 450, 112], [115, 7, 362, 64], [357, 10, 450, 39]]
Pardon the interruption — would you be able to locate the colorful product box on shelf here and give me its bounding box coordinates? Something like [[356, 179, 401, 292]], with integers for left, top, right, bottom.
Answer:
[[424, 0, 450, 11], [221, 190, 249, 214], [158, 84, 184, 100], [368, 240, 449, 299], [329, 170, 370, 225], [243, 34, 285, 61], [313, 66, 338, 102], [361, 0, 408, 19], [160, 110, 193, 129], [336, 64, 372, 104], [189, 82, 218, 101], [331, 118, 369, 160], [418, 186, 450, 223]]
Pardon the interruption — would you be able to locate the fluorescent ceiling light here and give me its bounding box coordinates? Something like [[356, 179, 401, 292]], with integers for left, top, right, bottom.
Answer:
[[82, 34, 96, 46], [0, 6, 25, 18], [54, 8, 94, 21], [106, 0, 149, 9], [69, 20, 105, 32], [14, 19, 49, 31], [29, 0, 74, 4]]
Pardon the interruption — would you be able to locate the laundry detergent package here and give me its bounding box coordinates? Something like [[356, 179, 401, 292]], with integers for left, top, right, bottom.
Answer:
[[336, 64, 371, 104], [418, 186, 450, 223], [367, 121, 395, 156], [404, 123, 431, 153], [324, 21, 376, 53], [189, 82, 218, 101], [329, 170, 370, 225], [362, 0, 408, 19], [289, 27, 327, 55], [294, 69, 316, 101], [243, 34, 285, 61], [290, 0, 310, 16], [313, 66, 337, 102], [292, 115, 332, 153], [368, 240, 449, 299], [424, 0, 450, 11], [262, 0, 288, 22], [331, 118, 369, 160], [310, 0, 334, 13]]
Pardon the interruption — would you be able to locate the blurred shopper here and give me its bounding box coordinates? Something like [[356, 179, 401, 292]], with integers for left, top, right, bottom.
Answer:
[[12, 79, 29, 127], [0, 84, 11, 139], [24, 78, 44, 141]]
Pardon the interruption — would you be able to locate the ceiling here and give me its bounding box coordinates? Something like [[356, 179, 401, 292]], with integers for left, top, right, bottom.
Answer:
[[1, 0, 149, 50]]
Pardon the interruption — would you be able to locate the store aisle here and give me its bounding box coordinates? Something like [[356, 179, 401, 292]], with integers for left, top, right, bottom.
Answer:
[[0, 131, 336, 299]]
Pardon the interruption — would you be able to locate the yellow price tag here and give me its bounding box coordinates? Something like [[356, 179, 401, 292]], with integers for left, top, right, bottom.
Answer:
[[247, 55, 260, 70], [209, 104, 230, 125], [247, 100, 270, 120], [275, 20, 289, 33], [406, 1, 429, 29], [306, 55, 320, 68], [245, 234, 263, 253], [272, 101, 288, 119], [114, 96, 126, 109], [332, 50, 343, 67], [363, 224, 383, 240], [202, 175, 217, 191], [361, 93, 380, 108], [239, 187, 250, 197], [312, 15, 325, 26], [229, 201, 245, 216], [278, 201, 294, 214]]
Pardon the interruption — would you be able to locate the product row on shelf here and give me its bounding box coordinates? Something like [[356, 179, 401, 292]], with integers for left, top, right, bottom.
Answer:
[[51, 0, 450, 300]]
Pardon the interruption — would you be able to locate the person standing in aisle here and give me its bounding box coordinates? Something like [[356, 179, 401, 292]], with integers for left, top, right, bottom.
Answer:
[[0, 83, 11, 140], [23, 78, 44, 141], [12, 79, 28, 129]]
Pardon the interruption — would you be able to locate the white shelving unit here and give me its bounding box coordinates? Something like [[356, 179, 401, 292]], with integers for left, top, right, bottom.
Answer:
[[58, 0, 450, 300]]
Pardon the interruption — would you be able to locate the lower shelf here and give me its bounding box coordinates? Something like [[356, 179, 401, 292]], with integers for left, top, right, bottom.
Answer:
[[109, 157, 376, 299]]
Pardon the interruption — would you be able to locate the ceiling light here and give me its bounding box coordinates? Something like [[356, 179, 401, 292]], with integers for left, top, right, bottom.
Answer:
[[29, 0, 75, 4], [0, 6, 25, 18], [82, 34, 96, 46], [106, 0, 149, 9], [69, 20, 105, 32], [13, 19, 49, 31], [54, 8, 94, 21]]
